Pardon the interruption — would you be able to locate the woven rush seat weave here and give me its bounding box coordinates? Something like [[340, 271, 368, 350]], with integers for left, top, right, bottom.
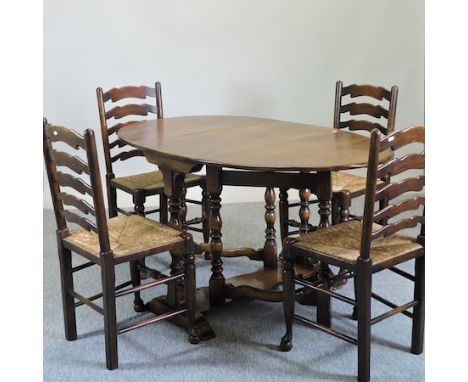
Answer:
[[332, 171, 369, 194], [293, 220, 422, 267], [63, 214, 183, 258], [110, 171, 204, 194]]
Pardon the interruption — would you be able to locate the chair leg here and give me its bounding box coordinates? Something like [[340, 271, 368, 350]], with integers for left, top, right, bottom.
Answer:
[[129, 260, 145, 312], [133, 192, 146, 216], [184, 246, 200, 344], [317, 263, 332, 327], [339, 192, 351, 223], [331, 196, 340, 225], [280, 249, 295, 351], [279, 188, 289, 243], [201, 185, 211, 260], [159, 193, 168, 224], [356, 258, 372, 382], [411, 256, 425, 354], [352, 274, 358, 320], [108, 186, 118, 218], [57, 238, 77, 341], [133, 192, 148, 279], [101, 254, 118, 370]]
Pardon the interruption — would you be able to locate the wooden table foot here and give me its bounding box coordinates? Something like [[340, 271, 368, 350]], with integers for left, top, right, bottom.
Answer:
[[145, 288, 216, 341]]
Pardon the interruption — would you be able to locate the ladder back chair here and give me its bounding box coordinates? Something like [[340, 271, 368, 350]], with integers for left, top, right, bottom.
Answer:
[[279, 81, 398, 242], [279, 125, 424, 382], [96, 83, 210, 253], [43, 118, 200, 370]]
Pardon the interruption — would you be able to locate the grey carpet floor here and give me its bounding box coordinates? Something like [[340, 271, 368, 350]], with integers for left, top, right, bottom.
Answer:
[[43, 201, 424, 381]]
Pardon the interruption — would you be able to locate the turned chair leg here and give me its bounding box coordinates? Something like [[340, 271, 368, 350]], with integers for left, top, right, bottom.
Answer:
[[57, 239, 77, 341], [331, 196, 340, 225], [133, 192, 148, 279], [129, 260, 145, 312], [280, 250, 295, 351], [133, 192, 146, 216], [411, 256, 425, 354], [101, 254, 118, 370], [159, 193, 168, 224], [339, 192, 351, 223], [201, 185, 212, 260], [279, 188, 289, 243], [356, 259, 372, 382]]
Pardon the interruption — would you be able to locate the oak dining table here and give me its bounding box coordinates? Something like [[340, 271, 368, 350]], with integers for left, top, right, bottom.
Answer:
[[118, 115, 390, 340]]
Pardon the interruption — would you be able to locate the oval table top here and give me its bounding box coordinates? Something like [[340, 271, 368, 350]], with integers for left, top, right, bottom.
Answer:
[[118, 115, 386, 172]]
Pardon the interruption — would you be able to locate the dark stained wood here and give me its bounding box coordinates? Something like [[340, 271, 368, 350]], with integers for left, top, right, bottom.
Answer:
[[342, 83, 391, 101], [44, 124, 87, 149], [377, 153, 425, 178], [97, 83, 208, 241], [341, 102, 389, 119], [206, 165, 225, 307], [60, 210, 97, 232], [375, 176, 425, 201], [105, 103, 157, 120], [58, 193, 95, 215], [117, 116, 379, 318], [372, 196, 425, 222], [263, 187, 277, 269], [372, 216, 425, 239], [117, 116, 392, 172], [56, 172, 93, 196], [110, 148, 144, 162], [282, 81, 398, 242], [339, 119, 387, 134], [380, 124, 425, 150], [102, 85, 156, 102], [281, 125, 425, 382], [43, 119, 199, 370], [52, 150, 90, 175]]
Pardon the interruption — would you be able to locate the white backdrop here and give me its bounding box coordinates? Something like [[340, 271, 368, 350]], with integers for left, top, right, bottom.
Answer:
[[43, 0, 424, 208]]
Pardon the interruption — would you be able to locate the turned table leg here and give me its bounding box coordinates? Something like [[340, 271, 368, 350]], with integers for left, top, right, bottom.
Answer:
[[264, 187, 277, 269], [207, 166, 225, 307], [299, 188, 311, 234], [160, 168, 186, 306], [317, 172, 332, 229]]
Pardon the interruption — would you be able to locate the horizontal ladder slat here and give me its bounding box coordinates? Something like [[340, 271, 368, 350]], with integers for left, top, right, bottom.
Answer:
[[115, 274, 184, 298], [371, 292, 414, 319], [187, 227, 204, 233], [388, 266, 415, 281], [185, 199, 202, 205], [370, 300, 418, 325], [294, 314, 357, 345], [72, 261, 96, 272], [118, 309, 187, 334], [74, 281, 133, 307], [293, 277, 355, 305], [72, 291, 104, 315]]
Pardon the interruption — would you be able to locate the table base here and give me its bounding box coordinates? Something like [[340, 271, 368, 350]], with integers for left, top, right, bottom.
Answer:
[[145, 262, 320, 341]]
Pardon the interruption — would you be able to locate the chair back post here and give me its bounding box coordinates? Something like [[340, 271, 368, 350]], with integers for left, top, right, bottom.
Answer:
[[43, 118, 67, 232], [96, 87, 114, 177], [155, 81, 164, 119], [359, 129, 381, 260], [333, 80, 343, 129], [387, 85, 399, 134], [84, 129, 111, 253]]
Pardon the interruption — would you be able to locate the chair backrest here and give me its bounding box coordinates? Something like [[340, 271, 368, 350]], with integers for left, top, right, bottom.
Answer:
[[43, 118, 111, 252], [333, 81, 398, 136], [360, 125, 425, 259], [96, 82, 163, 176]]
